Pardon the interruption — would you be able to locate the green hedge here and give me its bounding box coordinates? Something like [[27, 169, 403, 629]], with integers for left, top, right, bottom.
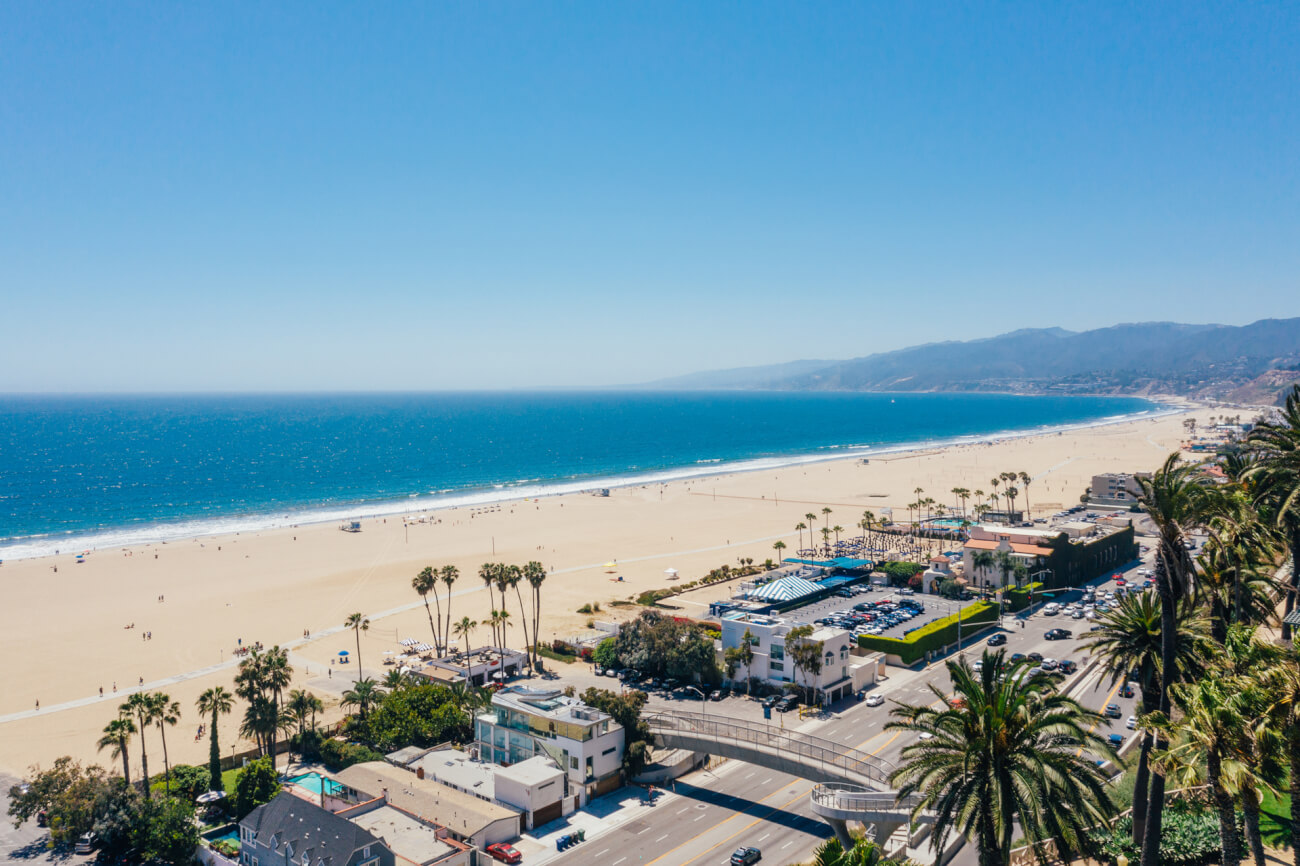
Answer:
[[1002, 582, 1043, 612], [856, 602, 998, 665]]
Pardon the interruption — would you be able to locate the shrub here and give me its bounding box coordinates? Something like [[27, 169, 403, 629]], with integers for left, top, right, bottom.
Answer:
[[318, 739, 385, 773], [856, 602, 998, 665], [879, 561, 925, 584], [1083, 800, 1229, 866], [232, 758, 280, 819], [593, 637, 618, 668], [1003, 582, 1044, 612]]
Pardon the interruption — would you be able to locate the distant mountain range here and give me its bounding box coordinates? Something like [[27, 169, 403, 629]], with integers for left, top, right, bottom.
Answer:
[[645, 318, 1300, 404]]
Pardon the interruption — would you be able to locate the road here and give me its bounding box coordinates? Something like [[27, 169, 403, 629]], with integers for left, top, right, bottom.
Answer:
[[551, 556, 1153, 866]]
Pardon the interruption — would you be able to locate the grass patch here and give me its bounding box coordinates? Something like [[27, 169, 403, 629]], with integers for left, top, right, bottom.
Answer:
[[534, 644, 577, 664]]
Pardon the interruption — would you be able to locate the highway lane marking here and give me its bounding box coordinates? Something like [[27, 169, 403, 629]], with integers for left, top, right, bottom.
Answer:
[[655, 835, 669, 843], [596, 850, 610, 857], [613, 859, 627, 866], [677, 807, 690, 815], [758, 834, 770, 842], [694, 813, 707, 821], [744, 772, 755, 779], [761, 777, 773, 784], [637, 826, 651, 834], [781, 841, 794, 850]]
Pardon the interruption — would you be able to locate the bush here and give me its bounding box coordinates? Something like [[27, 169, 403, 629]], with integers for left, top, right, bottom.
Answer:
[[593, 637, 618, 668], [318, 739, 385, 773], [1084, 800, 1229, 866], [856, 602, 998, 665], [232, 758, 280, 819], [1003, 582, 1044, 612], [155, 764, 209, 802], [879, 562, 925, 584]]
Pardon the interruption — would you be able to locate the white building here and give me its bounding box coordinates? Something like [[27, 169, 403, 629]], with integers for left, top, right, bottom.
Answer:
[[475, 687, 625, 805], [718, 612, 872, 703], [410, 750, 571, 830]]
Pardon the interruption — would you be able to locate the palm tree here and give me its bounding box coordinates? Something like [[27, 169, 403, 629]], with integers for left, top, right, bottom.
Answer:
[[413, 566, 441, 652], [772, 540, 787, 561], [121, 692, 161, 798], [440, 565, 460, 656], [345, 612, 370, 677], [286, 688, 316, 749], [795, 522, 808, 552], [260, 646, 293, 770], [342, 678, 384, 721], [970, 549, 995, 594], [197, 686, 233, 792], [454, 616, 477, 664], [812, 837, 893, 866], [989, 477, 1001, 514], [1246, 384, 1300, 640], [1079, 593, 1205, 843], [382, 669, 408, 690], [1263, 643, 1300, 866], [1018, 472, 1032, 518], [523, 561, 546, 668], [97, 716, 136, 787], [888, 652, 1115, 866], [505, 564, 533, 670], [1135, 452, 1212, 866], [805, 513, 818, 549], [819, 526, 832, 555], [152, 695, 181, 795], [821, 506, 832, 535], [832, 525, 844, 547]]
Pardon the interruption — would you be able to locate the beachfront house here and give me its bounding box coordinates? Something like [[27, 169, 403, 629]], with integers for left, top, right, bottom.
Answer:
[[238, 792, 396, 866], [718, 612, 875, 703], [411, 647, 527, 688], [474, 686, 625, 805], [409, 750, 571, 830], [962, 521, 1138, 590]]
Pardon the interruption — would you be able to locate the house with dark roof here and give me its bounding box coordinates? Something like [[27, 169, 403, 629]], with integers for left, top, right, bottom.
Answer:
[[239, 792, 395, 866]]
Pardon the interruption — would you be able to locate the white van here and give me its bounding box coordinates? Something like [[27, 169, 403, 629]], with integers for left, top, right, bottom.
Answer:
[[1044, 602, 1061, 615]]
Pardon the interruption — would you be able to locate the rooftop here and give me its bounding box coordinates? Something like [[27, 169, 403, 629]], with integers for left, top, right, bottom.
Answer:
[[745, 575, 822, 603], [242, 792, 379, 866], [349, 805, 457, 866], [410, 749, 497, 800], [492, 687, 616, 727], [333, 762, 519, 838], [496, 756, 565, 787]]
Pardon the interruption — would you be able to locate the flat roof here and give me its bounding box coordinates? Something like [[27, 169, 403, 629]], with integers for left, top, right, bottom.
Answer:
[[411, 750, 496, 800], [496, 756, 564, 787], [349, 804, 456, 866], [334, 762, 519, 838]]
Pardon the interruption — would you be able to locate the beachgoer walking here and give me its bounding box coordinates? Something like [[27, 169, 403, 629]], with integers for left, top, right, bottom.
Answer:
[[99, 686, 103, 697], [138, 676, 143, 686], [112, 682, 117, 692], [35, 700, 39, 711]]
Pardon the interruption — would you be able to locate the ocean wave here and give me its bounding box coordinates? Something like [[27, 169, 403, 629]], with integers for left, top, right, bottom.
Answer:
[[0, 404, 1178, 562]]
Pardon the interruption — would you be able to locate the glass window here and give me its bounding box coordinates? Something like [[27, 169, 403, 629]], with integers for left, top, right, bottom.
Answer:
[[769, 661, 783, 672], [770, 645, 784, 661]]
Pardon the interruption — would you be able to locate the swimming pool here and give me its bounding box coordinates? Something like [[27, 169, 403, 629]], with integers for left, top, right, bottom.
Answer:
[[206, 827, 240, 855], [927, 518, 967, 528], [287, 772, 345, 797]]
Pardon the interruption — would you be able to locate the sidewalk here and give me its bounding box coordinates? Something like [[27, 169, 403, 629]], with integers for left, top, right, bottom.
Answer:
[[511, 787, 675, 866]]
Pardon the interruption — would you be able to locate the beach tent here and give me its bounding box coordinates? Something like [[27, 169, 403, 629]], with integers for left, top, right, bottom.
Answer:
[[746, 575, 822, 604]]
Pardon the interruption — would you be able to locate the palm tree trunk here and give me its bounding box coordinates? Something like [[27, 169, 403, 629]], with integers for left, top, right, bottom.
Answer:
[[422, 596, 438, 653], [139, 737, 150, 800], [1208, 750, 1241, 866], [208, 710, 222, 792], [121, 745, 131, 788], [1141, 558, 1180, 866], [431, 586, 444, 654], [354, 627, 363, 680], [160, 726, 172, 795], [513, 584, 533, 674], [1130, 687, 1158, 844], [1241, 785, 1266, 866]]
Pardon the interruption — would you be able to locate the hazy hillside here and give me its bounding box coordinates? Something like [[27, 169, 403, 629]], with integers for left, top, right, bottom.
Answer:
[[645, 318, 1300, 402]]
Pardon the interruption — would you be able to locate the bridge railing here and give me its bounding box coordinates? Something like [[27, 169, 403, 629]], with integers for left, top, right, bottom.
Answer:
[[645, 710, 895, 787], [809, 783, 928, 816]]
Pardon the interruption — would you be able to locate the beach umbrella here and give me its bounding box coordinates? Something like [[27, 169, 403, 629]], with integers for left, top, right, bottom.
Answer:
[[196, 791, 226, 804], [338, 650, 349, 656], [664, 568, 678, 576]]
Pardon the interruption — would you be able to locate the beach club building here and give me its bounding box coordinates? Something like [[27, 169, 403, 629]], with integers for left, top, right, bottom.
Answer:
[[718, 612, 874, 703], [962, 522, 1139, 590], [474, 687, 625, 805]]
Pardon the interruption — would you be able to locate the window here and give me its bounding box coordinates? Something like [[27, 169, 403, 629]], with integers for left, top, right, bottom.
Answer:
[[251, 858, 259, 866], [770, 645, 784, 661], [769, 661, 783, 672], [363, 847, 371, 858], [602, 747, 616, 756], [570, 756, 578, 770]]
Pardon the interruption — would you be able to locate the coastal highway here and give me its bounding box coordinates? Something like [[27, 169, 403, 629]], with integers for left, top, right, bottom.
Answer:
[[550, 580, 1145, 866]]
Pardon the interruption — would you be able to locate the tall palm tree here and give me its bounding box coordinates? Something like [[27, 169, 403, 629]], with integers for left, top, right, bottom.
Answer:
[[506, 564, 533, 669], [97, 716, 136, 787], [819, 526, 831, 555], [989, 477, 1001, 514], [970, 549, 995, 594], [1263, 643, 1300, 866], [152, 695, 181, 795], [523, 561, 546, 668], [1079, 593, 1205, 844], [196, 686, 233, 792], [286, 688, 316, 748], [1135, 452, 1212, 866], [887, 652, 1115, 866], [341, 678, 384, 722], [345, 612, 370, 677], [805, 513, 819, 548], [773, 540, 787, 561], [1246, 384, 1300, 640], [832, 525, 844, 547], [439, 565, 460, 654], [1018, 471, 1032, 518], [260, 646, 293, 770], [795, 522, 808, 552], [121, 692, 161, 799], [412, 566, 441, 652]]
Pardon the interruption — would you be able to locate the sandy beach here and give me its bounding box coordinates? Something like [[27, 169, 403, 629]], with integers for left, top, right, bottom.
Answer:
[[0, 405, 1220, 777]]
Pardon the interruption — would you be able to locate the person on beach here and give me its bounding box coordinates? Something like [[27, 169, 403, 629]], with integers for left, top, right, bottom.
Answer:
[[99, 686, 103, 697]]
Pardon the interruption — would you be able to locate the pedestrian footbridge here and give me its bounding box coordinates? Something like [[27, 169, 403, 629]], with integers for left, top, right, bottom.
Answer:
[[644, 711, 933, 848]]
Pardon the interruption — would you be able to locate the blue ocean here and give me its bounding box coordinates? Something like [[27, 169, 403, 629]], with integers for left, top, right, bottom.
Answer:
[[0, 391, 1163, 559]]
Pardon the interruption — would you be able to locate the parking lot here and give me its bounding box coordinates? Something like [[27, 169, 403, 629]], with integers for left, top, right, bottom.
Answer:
[[792, 583, 987, 640]]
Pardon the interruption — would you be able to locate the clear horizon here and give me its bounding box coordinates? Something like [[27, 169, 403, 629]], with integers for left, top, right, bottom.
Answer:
[[3, 3, 1297, 391]]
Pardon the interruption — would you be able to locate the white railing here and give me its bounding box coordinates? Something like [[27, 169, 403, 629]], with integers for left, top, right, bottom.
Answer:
[[809, 783, 927, 815], [644, 710, 896, 787]]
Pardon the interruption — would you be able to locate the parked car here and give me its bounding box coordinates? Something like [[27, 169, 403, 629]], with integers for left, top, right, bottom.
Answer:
[[865, 693, 885, 707], [1057, 659, 1078, 674], [487, 844, 522, 864], [731, 848, 763, 866], [1009, 653, 1027, 664], [1045, 628, 1072, 640], [761, 695, 781, 709], [709, 689, 725, 701], [775, 695, 800, 713], [987, 634, 1007, 646], [1027, 651, 1044, 663], [75, 834, 98, 855]]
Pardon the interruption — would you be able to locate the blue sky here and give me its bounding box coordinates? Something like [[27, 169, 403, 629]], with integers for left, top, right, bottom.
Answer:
[[2, 2, 1297, 390]]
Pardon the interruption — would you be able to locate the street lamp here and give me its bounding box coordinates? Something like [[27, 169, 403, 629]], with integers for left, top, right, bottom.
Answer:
[[687, 685, 707, 712]]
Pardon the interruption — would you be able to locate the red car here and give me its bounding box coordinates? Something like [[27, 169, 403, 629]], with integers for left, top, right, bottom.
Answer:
[[1114, 577, 1126, 587], [487, 844, 522, 864]]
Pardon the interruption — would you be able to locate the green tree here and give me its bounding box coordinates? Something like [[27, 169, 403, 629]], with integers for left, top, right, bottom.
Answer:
[[506, 563, 535, 672], [795, 521, 807, 552], [342, 677, 384, 722], [413, 566, 442, 652], [151, 695, 181, 795], [164, 764, 211, 803], [813, 836, 904, 866], [97, 717, 135, 787], [454, 616, 477, 662], [345, 612, 370, 677], [887, 651, 1116, 866], [195, 686, 233, 792], [232, 757, 281, 819], [1078, 592, 1205, 844], [593, 637, 618, 669], [121, 692, 161, 799], [441, 565, 461, 657], [141, 795, 200, 866], [1136, 453, 1212, 866], [6, 758, 112, 844], [1245, 384, 1300, 641], [580, 687, 652, 776], [785, 625, 824, 704], [773, 540, 787, 561]]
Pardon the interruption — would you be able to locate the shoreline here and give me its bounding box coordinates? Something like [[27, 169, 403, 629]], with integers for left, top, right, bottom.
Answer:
[[0, 401, 1178, 562]]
